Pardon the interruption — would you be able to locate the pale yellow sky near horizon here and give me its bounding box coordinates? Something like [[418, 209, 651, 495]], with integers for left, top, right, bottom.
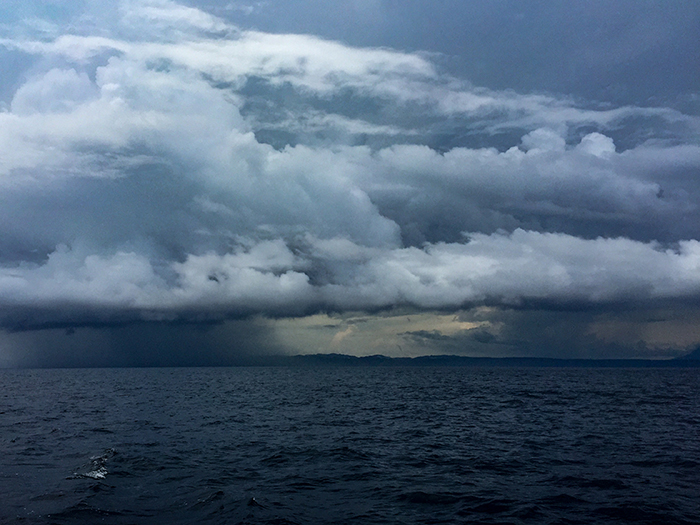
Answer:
[[263, 307, 700, 359], [267, 311, 488, 357]]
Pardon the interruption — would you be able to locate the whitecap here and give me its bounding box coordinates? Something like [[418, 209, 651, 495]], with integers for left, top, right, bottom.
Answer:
[[82, 466, 108, 480], [71, 448, 115, 480]]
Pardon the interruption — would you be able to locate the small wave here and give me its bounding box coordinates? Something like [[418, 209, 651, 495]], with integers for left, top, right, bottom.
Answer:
[[81, 466, 108, 480], [329, 446, 372, 460], [190, 490, 225, 509], [30, 491, 66, 502], [469, 498, 518, 515], [538, 493, 589, 505], [550, 474, 629, 490], [247, 496, 265, 508], [88, 427, 114, 434], [594, 504, 691, 524], [47, 501, 127, 520], [398, 491, 462, 505], [70, 448, 115, 480], [261, 452, 289, 465], [287, 480, 318, 491]]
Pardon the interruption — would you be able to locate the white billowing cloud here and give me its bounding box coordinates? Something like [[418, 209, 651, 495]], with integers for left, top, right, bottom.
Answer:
[[0, 56, 402, 249], [520, 128, 567, 152], [0, 30, 435, 95], [0, 240, 314, 326], [3, 231, 700, 329], [3, 1, 697, 136], [576, 132, 615, 158], [362, 130, 684, 241], [309, 232, 700, 309], [186, 230, 700, 308], [0, 246, 164, 309], [0, 0, 699, 332], [0, 58, 245, 181], [11, 68, 98, 116], [121, 0, 230, 34]]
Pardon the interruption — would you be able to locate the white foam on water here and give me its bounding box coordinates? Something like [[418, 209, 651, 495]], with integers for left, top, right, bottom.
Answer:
[[72, 448, 115, 480], [82, 467, 107, 480]]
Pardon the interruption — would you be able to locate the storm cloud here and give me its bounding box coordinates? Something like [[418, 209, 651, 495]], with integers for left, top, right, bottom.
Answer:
[[1, 0, 699, 363]]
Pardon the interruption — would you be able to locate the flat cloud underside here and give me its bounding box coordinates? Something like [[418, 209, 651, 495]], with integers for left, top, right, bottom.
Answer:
[[1, 0, 700, 331]]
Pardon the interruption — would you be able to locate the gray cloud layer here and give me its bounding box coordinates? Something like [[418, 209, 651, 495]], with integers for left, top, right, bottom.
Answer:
[[1, 0, 699, 344]]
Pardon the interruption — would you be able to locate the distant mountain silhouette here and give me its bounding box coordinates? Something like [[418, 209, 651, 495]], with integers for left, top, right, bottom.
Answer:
[[253, 353, 700, 368], [676, 347, 700, 360]]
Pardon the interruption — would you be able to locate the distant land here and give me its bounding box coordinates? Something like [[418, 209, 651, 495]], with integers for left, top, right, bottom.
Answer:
[[677, 347, 700, 360], [12, 351, 700, 369], [254, 352, 700, 368]]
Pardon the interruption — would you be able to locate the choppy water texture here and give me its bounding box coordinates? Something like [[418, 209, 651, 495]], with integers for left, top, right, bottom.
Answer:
[[1, 367, 699, 524]]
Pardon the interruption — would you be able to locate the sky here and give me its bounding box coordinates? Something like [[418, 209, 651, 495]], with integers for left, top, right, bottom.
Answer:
[[0, 0, 699, 366]]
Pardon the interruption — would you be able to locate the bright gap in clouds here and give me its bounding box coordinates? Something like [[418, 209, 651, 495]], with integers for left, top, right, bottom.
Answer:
[[1, 0, 699, 365]]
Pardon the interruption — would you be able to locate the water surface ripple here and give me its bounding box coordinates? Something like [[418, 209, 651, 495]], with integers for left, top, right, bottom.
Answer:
[[1, 367, 699, 524]]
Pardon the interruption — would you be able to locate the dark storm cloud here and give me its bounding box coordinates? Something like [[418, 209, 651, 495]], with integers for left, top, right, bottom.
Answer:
[[0, 318, 282, 368], [0, 0, 699, 363]]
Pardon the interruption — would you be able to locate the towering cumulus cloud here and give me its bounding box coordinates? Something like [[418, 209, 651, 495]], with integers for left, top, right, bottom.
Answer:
[[1, 0, 699, 364]]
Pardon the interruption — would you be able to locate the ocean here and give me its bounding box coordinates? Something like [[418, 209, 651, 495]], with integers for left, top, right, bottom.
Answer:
[[1, 366, 699, 524]]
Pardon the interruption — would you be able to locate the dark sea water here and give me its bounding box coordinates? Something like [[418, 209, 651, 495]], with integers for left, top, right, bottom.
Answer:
[[1, 367, 699, 525]]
